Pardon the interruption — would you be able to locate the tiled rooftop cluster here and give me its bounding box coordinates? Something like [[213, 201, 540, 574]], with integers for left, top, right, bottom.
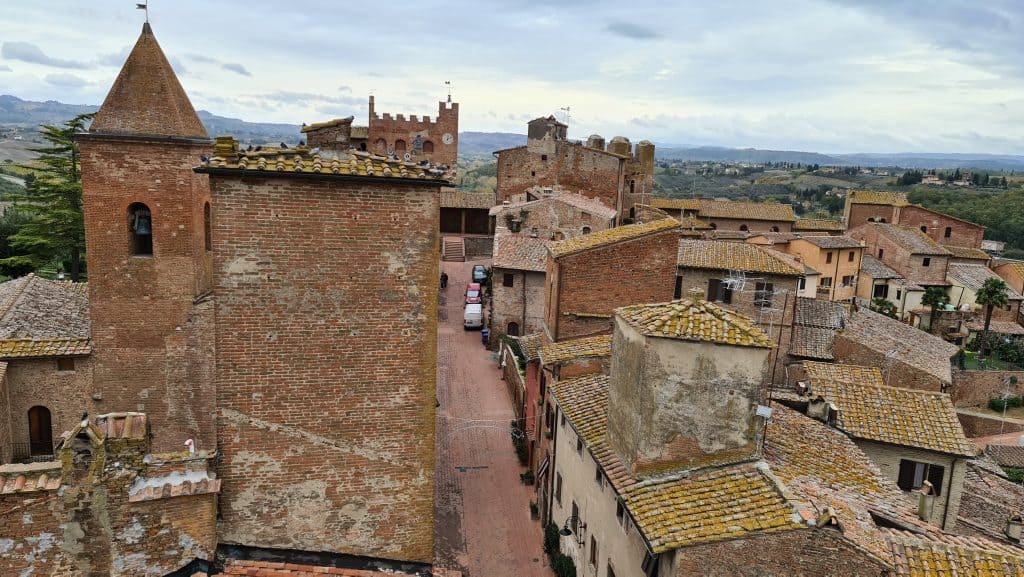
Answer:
[[803, 360, 883, 387], [840, 307, 959, 384], [870, 223, 951, 255], [849, 190, 910, 206], [790, 297, 848, 360], [945, 245, 992, 260], [617, 299, 774, 348], [860, 254, 903, 279], [537, 334, 611, 365], [695, 199, 797, 222], [948, 264, 1024, 297], [793, 218, 845, 231], [549, 217, 680, 258], [0, 273, 92, 358], [516, 332, 548, 362], [678, 239, 804, 276], [649, 197, 700, 211], [202, 137, 451, 182]]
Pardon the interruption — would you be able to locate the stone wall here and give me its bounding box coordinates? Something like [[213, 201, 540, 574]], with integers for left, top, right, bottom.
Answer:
[[4, 356, 93, 458], [501, 345, 526, 422], [702, 216, 794, 232], [491, 269, 546, 341], [209, 174, 438, 563], [546, 228, 680, 342], [496, 143, 625, 216], [956, 410, 1024, 438], [951, 369, 1024, 407], [845, 202, 897, 230], [80, 136, 216, 453]]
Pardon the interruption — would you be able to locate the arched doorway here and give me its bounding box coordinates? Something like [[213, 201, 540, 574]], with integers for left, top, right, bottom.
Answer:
[[28, 406, 52, 455], [507, 322, 520, 337]]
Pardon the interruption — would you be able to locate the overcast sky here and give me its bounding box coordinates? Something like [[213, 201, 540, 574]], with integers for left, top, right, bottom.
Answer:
[[1, 1, 1022, 154]]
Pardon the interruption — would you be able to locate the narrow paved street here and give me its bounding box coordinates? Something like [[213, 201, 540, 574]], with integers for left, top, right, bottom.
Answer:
[[435, 258, 551, 577]]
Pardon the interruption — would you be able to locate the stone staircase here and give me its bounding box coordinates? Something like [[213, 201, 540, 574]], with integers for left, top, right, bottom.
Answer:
[[442, 237, 465, 262]]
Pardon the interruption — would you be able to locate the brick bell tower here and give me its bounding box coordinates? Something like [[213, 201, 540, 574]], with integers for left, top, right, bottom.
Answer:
[[78, 23, 216, 452]]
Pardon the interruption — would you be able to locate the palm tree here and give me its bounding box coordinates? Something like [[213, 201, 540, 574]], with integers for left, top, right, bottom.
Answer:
[[976, 277, 1010, 358], [921, 286, 949, 333]]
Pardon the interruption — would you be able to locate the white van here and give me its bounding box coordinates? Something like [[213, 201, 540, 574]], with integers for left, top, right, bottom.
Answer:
[[463, 303, 484, 330]]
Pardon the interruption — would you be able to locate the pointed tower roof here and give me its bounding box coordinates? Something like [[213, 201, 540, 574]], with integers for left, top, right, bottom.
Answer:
[[90, 23, 208, 139]]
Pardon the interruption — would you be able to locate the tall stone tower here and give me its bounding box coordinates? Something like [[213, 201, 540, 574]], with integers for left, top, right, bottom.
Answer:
[[78, 23, 216, 452]]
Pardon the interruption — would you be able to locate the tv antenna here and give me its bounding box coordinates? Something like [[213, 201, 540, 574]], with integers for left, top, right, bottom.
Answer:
[[559, 106, 571, 126], [136, 1, 149, 23], [445, 80, 452, 103]]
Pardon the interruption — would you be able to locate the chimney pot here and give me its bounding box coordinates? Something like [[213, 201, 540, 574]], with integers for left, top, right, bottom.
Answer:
[[1006, 514, 1023, 542]]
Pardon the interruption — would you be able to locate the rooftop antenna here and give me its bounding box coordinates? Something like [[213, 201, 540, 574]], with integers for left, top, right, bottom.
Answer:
[[445, 80, 452, 103], [136, 0, 149, 23], [559, 106, 571, 126]]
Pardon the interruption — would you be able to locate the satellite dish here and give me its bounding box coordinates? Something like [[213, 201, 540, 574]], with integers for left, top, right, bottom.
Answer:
[[403, 152, 412, 161]]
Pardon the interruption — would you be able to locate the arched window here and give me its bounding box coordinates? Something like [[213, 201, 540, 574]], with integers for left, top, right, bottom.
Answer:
[[582, 226, 592, 235], [867, 217, 875, 222], [374, 138, 387, 153], [422, 140, 434, 154], [203, 202, 211, 252], [770, 226, 779, 232], [944, 226, 952, 238], [879, 218, 887, 223], [507, 322, 520, 337], [128, 203, 153, 256], [739, 224, 749, 232], [921, 226, 928, 233], [630, 180, 635, 194], [359, 142, 367, 151], [28, 406, 52, 456], [395, 139, 407, 154]]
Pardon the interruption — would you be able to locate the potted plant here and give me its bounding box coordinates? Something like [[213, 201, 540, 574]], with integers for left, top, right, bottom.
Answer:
[[520, 469, 535, 485], [530, 501, 539, 519]]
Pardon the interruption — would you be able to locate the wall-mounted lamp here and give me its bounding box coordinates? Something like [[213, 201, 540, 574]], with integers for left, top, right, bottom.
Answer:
[[559, 515, 586, 545]]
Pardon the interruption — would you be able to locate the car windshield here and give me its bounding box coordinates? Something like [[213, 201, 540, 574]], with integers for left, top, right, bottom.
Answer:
[[466, 290, 480, 298]]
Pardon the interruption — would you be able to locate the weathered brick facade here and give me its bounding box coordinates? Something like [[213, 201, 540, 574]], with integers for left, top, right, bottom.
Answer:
[[544, 225, 681, 342], [491, 268, 546, 338], [368, 96, 459, 167], [3, 357, 93, 459], [898, 205, 985, 249], [848, 223, 950, 285], [205, 172, 439, 562]]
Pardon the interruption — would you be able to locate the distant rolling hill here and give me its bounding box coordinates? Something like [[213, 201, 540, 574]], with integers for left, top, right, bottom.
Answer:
[[3, 95, 1024, 169]]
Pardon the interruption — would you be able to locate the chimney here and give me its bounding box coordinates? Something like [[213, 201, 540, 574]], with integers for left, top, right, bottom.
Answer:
[[1006, 514, 1023, 542], [917, 481, 936, 523], [796, 381, 809, 396]]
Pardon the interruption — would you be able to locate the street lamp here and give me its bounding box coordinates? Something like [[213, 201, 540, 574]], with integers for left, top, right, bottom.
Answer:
[[559, 515, 586, 544]]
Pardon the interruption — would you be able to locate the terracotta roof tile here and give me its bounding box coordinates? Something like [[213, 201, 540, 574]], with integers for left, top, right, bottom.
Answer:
[[868, 223, 951, 256], [793, 218, 845, 231], [550, 218, 680, 258], [860, 255, 903, 280], [551, 374, 800, 554], [794, 298, 848, 329], [678, 216, 712, 229], [888, 530, 1024, 576], [803, 361, 884, 387], [946, 245, 991, 261], [840, 308, 959, 385], [0, 337, 91, 358], [200, 139, 450, 183], [985, 444, 1024, 469], [496, 188, 618, 220], [789, 326, 836, 360], [517, 332, 548, 362], [796, 235, 863, 249], [678, 239, 803, 276], [90, 23, 207, 139], [696, 199, 796, 222], [0, 274, 89, 340], [538, 335, 611, 365], [212, 559, 401, 576], [492, 234, 551, 272], [0, 462, 62, 494], [617, 298, 773, 348], [998, 262, 1024, 280], [441, 189, 495, 209], [948, 264, 1023, 298], [95, 412, 149, 440], [649, 197, 701, 211], [848, 190, 909, 206], [963, 320, 1024, 336], [812, 379, 975, 456]]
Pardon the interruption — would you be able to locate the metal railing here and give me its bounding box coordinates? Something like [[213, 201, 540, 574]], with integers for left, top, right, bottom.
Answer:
[[9, 442, 56, 464]]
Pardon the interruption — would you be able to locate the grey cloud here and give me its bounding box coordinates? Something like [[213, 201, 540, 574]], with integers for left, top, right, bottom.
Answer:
[[185, 53, 218, 64], [605, 21, 660, 40], [261, 91, 362, 107], [44, 72, 89, 87], [0, 64, 10, 72], [2, 41, 89, 69], [222, 62, 251, 76]]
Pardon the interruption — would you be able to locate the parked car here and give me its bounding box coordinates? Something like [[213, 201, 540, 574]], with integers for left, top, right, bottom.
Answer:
[[465, 282, 482, 305], [472, 264, 488, 284], [463, 303, 484, 330]]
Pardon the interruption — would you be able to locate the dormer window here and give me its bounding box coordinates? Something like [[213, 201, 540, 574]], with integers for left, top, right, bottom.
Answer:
[[128, 203, 153, 256]]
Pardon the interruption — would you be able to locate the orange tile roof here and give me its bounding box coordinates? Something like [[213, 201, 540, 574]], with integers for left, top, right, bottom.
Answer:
[[617, 299, 773, 348], [696, 199, 796, 222], [517, 332, 548, 362], [549, 218, 679, 258], [212, 559, 400, 576], [200, 138, 450, 183], [678, 216, 712, 230], [538, 334, 611, 365], [945, 245, 991, 260], [0, 338, 91, 358], [848, 190, 909, 206], [90, 23, 207, 139], [492, 234, 551, 272], [793, 218, 845, 231], [441, 189, 495, 209], [0, 274, 90, 340], [0, 462, 62, 494], [649, 197, 701, 211], [803, 361, 884, 387], [678, 239, 804, 276], [888, 530, 1024, 576], [812, 379, 976, 456]]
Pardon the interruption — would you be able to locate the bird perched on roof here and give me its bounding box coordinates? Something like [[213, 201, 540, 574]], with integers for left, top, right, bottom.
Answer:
[[80, 411, 89, 428], [199, 154, 209, 163], [254, 145, 262, 151], [246, 144, 253, 151], [279, 142, 289, 149], [310, 147, 321, 155]]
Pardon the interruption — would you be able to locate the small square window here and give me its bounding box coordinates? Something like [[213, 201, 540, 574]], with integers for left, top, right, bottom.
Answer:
[[848, 251, 855, 262], [531, 171, 536, 177], [922, 257, 931, 267], [541, 154, 548, 161], [56, 358, 75, 372], [503, 273, 514, 287], [826, 251, 833, 264]]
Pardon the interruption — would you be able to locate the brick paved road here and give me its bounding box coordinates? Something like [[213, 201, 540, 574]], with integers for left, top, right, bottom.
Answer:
[[435, 259, 550, 577]]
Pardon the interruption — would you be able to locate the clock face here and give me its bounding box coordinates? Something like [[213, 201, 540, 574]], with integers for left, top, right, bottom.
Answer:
[[441, 132, 454, 145]]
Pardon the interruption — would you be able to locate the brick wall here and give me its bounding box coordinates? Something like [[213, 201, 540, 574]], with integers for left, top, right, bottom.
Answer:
[[491, 269, 546, 340], [496, 143, 624, 215], [80, 136, 215, 453], [951, 369, 1024, 407], [848, 224, 949, 284], [210, 174, 438, 563], [956, 410, 1024, 438], [845, 202, 897, 229], [490, 196, 614, 240], [546, 229, 681, 342], [368, 99, 458, 167], [669, 528, 890, 577], [702, 217, 794, 232], [833, 334, 947, 391], [5, 357, 93, 456], [0, 363, 10, 463], [897, 205, 984, 249]]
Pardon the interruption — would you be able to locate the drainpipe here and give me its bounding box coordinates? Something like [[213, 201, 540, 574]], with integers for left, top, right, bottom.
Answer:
[[831, 251, 841, 300], [522, 271, 527, 334], [546, 391, 560, 525], [942, 457, 958, 531]]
